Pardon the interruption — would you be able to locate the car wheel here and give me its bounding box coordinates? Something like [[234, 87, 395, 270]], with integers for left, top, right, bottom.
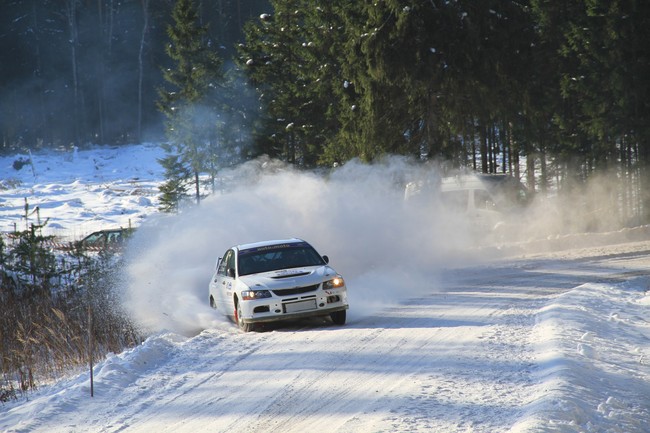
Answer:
[[330, 310, 346, 325], [235, 300, 254, 332]]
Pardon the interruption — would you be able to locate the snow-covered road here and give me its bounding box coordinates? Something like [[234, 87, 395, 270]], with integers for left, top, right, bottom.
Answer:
[[2, 145, 650, 432], [3, 240, 650, 433]]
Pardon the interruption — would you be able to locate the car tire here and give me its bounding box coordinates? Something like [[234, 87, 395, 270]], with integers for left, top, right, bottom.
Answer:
[[330, 310, 346, 325], [235, 300, 254, 332]]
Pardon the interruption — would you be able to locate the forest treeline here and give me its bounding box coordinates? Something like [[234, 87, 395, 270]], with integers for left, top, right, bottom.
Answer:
[[2, 0, 650, 222], [0, 0, 268, 149]]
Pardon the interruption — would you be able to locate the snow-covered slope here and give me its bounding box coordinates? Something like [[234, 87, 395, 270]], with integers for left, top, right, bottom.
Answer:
[[1, 145, 650, 432], [0, 144, 164, 239]]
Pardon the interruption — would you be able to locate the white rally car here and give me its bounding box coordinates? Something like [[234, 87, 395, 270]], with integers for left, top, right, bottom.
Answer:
[[208, 239, 349, 332]]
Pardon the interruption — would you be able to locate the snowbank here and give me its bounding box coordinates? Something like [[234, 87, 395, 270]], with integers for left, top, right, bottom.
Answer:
[[519, 278, 650, 432]]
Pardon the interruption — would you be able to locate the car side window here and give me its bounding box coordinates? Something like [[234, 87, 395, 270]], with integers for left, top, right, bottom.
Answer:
[[83, 232, 104, 246], [218, 250, 232, 276], [441, 190, 468, 212], [226, 250, 236, 275], [475, 190, 496, 210]]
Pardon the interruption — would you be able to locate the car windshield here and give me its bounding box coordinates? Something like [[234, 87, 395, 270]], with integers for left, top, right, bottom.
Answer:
[[237, 242, 325, 276]]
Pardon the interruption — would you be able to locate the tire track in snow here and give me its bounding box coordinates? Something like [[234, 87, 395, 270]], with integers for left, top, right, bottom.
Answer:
[[232, 326, 389, 433], [97, 330, 266, 433], [80, 242, 650, 432], [379, 297, 542, 432]]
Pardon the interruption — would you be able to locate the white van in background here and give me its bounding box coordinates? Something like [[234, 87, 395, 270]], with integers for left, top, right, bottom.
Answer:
[[405, 172, 530, 234], [441, 174, 529, 230]]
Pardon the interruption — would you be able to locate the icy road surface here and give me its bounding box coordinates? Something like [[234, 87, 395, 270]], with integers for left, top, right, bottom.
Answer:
[[2, 241, 650, 433]]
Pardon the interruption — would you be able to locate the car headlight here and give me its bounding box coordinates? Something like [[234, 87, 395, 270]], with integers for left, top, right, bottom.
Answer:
[[323, 276, 345, 290], [241, 290, 272, 300]]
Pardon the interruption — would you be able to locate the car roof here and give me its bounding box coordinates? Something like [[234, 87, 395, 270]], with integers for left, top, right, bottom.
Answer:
[[235, 238, 306, 252], [84, 227, 129, 235]]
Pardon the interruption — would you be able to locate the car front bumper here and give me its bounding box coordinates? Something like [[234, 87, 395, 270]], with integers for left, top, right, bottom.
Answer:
[[242, 305, 349, 324], [239, 289, 348, 324]]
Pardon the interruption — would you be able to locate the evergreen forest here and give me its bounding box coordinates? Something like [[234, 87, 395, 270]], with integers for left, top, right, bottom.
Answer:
[[2, 0, 650, 222]]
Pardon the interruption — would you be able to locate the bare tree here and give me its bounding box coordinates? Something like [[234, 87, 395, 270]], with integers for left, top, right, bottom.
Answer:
[[64, 0, 80, 145], [137, 0, 151, 142]]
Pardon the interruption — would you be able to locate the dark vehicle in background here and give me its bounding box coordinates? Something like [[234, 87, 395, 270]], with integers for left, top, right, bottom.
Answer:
[[53, 227, 134, 252], [78, 228, 133, 250]]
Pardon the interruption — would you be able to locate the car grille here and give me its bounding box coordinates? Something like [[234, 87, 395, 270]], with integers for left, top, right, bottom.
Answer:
[[272, 284, 319, 296]]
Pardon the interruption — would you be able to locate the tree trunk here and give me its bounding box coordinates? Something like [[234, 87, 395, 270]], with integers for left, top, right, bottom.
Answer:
[[96, 0, 106, 144], [526, 151, 535, 194], [480, 123, 488, 173], [195, 171, 201, 205], [137, 0, 151, 142], [65, 0, 80, 145]]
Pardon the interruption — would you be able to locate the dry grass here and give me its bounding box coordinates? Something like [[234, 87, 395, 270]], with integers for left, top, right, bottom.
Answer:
[[1, 231, 142, 401]]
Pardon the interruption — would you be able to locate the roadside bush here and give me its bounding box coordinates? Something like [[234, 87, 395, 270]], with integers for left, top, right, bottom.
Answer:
[[12, 157, 31, 171], [0, 378, 16, 403], [0, 223, 142, 399], [0, 178, 22, 190]]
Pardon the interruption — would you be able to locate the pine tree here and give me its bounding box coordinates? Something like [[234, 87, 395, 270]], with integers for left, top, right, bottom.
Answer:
[[157, 144, 191, 213], [158, 0, 224, 209], [238, 2, 310, 164], [237, 1, 354, 167]]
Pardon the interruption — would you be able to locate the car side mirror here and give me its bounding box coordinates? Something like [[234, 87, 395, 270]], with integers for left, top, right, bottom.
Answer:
[[322, 255, 329, 264], [227, 268, 235, 278], [216, 257, 222, 269]]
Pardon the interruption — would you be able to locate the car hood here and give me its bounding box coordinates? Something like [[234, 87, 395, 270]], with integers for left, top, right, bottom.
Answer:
[[239, 265, 337, 290]]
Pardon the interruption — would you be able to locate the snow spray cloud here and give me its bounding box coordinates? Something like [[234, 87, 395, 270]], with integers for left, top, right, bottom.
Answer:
[[482, 168, 643, 253], [120, 157, 644, 336], [120, 156, 480, 336]]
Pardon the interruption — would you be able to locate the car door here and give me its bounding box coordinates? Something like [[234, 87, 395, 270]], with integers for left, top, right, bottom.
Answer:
[[212, 249, 236, 315], [471, 189, 501, 231], [209, 255, 223, 308]]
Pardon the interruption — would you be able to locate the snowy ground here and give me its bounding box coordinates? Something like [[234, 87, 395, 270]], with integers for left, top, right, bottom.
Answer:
[[1, 145, 650, 432], [0, 144, 164, 239]]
